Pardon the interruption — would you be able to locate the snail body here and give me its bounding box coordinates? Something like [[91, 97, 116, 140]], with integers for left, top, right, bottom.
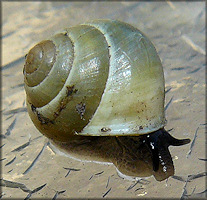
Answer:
[[24, 20, 190, 181]]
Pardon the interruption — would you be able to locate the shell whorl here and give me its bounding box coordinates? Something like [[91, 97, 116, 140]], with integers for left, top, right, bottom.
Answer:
[[24, 19, 165, 142], [24, 34, 74, 107]]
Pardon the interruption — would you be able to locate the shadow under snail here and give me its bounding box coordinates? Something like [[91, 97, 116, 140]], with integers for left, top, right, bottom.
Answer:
[[23, 19, 190, 181]]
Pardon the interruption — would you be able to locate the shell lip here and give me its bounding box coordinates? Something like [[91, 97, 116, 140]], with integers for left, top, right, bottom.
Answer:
[[78, 122, 166, 136]]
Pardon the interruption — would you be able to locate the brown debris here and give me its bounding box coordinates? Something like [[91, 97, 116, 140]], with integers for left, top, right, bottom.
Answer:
[[53, 85, 78, 118], [101, 127, 111, 132], [37, 112, 54, 124], [66, 85, 78, 97], [31, 104, 54, 125], [76, 102, 86, 119]]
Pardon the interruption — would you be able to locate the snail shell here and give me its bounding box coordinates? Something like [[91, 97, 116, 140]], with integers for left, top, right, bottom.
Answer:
[[24, 19, 165, 142]]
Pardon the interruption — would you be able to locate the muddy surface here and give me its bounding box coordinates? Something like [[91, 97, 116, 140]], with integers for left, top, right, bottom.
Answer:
[[2, 2, 206, 199]]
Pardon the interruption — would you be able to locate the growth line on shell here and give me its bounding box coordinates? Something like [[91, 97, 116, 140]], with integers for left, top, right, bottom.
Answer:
[[78, 22, 113, 135]]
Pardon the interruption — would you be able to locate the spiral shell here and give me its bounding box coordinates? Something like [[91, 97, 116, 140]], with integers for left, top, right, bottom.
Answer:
[[24, 19, 165, 142]]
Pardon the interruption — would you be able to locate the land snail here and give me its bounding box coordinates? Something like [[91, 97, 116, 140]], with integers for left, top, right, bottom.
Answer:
[[23, 19, 190, 181]]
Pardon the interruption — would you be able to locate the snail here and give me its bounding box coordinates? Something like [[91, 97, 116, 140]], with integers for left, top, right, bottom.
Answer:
[[23, 19, 190, 181]]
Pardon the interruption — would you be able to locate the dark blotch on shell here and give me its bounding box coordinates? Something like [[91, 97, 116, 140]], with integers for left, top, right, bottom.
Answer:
[[53, 85, 78, 118], [66, 85, 78, 97], [31, 104, 54, 124], [101, 127, 111, 132]]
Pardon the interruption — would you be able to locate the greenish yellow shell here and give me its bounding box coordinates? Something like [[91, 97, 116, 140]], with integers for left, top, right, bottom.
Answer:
[[24, 19, 165, 142]]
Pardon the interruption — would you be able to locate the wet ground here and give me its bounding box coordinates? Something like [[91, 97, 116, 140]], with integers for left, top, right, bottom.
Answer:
[[2, 2, 206, 199]]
